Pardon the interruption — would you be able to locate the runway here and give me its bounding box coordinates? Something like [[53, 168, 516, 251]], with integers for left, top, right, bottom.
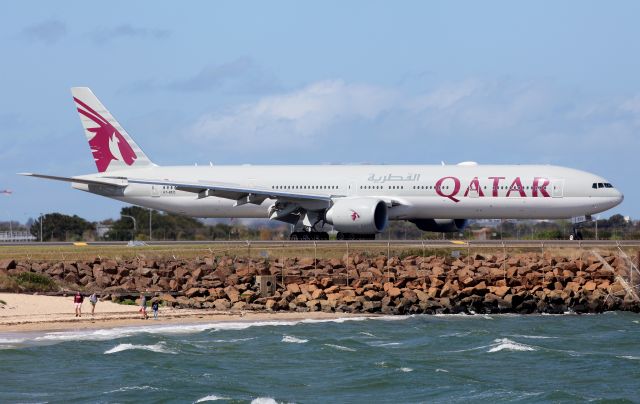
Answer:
[[2, 239, 640, 248]]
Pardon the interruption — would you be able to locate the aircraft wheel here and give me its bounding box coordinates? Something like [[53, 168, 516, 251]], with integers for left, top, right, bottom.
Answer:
[[336, 232, 344, 240], [301, 233, 310, 240], [290, 233, 299, 240]]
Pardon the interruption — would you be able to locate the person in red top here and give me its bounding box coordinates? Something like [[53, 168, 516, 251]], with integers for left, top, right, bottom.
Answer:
[[73, 291, 84, 317]]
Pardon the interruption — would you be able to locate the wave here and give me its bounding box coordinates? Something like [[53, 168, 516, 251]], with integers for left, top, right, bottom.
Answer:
[[617, 355, 640, 360], [435, 368, 449, 373], [195, 394, 231, 402], [324, 343, 356, 352], [399, 367, 413, 372], [0, 336, 27, 348], [104, 342, 176, 355], [104, 385, 161, 394], [251, 398, 278, 404], [509, 334, 558, 340], [369, 341, 402, 347], [282, 335, 308, 344], [212, 337, 256, 343], [488, 338, 536, 353], [4, 315, 408, 348]]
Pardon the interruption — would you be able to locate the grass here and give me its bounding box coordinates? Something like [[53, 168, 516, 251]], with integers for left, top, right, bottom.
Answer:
[[0, 242, 631, 263]]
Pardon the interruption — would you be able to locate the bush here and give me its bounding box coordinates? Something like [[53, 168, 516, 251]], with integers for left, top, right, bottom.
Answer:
[[0, 275, 20, 292], [14, 272, 57, 292]]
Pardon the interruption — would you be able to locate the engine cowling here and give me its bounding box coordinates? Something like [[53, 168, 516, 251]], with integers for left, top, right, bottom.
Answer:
[[410, 218, 468, 233], [325, 198, 388, 234]]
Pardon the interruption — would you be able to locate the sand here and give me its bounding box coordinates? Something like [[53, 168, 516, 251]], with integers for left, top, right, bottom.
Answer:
[[0, 293, 358, 333]]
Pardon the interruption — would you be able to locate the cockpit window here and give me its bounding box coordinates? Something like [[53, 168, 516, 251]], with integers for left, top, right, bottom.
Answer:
[[604, 183, 613, 188], [593, 182, 614, 189], [592, 183, 597, 189]]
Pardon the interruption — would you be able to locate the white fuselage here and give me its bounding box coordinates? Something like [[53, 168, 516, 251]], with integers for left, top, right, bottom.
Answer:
[[72, 163, 623, 220]]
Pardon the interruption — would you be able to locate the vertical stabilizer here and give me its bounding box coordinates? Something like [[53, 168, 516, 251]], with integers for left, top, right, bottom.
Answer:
[[71, 87, 154, 172]]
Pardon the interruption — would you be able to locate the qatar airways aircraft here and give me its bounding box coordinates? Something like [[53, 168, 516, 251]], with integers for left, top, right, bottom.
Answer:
[[22, 88, 623, 240]]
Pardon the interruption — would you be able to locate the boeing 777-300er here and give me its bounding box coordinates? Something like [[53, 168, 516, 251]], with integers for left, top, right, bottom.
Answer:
[[21, 88, 624, 240]]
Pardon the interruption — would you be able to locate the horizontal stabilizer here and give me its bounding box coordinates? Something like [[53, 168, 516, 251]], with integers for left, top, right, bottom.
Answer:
[[19, 173, 127, 187]]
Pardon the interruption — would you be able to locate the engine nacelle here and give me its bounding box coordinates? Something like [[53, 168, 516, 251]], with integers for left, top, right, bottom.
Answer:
[[325, 198, 388, 234], [410, 218, 468, 233]]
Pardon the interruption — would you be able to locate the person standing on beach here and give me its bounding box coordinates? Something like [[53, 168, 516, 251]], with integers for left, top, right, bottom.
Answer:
[[139, 293, 148, 319], [89, 293, 98, 316], [73, 291, 84, 317], [152, 300, 159, 320]]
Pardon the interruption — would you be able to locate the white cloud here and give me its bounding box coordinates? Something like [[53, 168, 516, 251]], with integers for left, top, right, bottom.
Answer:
[[190, 80, 398, 147], [186, 78, 640, 160]]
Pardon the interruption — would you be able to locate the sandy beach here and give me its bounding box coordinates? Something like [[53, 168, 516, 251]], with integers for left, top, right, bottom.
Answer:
[[0, 293, 357, 333]]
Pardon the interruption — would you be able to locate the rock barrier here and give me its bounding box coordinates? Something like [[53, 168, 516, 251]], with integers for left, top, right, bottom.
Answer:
[[0, 252, 638, 314]]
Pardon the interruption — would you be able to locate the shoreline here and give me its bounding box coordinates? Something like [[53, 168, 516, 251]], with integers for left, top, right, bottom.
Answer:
[[0, 292, 362, 333]]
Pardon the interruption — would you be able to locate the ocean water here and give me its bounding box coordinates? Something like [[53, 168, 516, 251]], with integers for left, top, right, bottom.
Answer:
[[1, 313, 639, 403]]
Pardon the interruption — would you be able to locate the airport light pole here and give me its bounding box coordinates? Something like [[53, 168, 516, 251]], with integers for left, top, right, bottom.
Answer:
[[40, 213, 43, 242], [149, 208, 152, 241], [122, 215, 137, 241]]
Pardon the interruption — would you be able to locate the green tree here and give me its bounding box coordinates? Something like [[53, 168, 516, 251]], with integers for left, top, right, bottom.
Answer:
[[105, 206, 206, 241], [30, 213, 95, 241]]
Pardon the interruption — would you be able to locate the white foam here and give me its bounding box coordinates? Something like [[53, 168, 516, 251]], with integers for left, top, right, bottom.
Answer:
[[488, 338, 536, 353], [359, 332, 376, 337], [1, 315, 409, 348], [617, 355, 640, 360], [375, 361, 388, 367], [251, 398, 278, 404], [370, 342, 402, 347], [104, 385, 160, 394], [510, 334, 558, 340], [195, 395, 230, 402], [399, 367, 413, 372], [282, 335, 308, 344], [212, 337, 256, 343], [0, 337, 26, 344], [324, 343, 356, 352], [435, 368, 449, 373], [104, 342, 176, 355]]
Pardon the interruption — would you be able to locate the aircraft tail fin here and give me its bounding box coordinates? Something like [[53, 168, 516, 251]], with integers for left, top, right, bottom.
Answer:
[[71, 87, 155, 173]]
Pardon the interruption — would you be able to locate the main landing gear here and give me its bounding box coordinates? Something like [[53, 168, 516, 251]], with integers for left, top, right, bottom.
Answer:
[[336, 232, 376, 240], [289, 232, 330, 240]]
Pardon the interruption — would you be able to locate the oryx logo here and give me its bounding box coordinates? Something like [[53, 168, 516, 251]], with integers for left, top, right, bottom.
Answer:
[[74, 97, 137, 172], [350, 210, 360, 221]]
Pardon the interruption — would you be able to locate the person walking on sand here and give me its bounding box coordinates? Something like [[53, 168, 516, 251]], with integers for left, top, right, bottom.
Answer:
[[73, 291, 84, 317], [152, 300, 159, 320], [139, 293, 148, 319], [89, 293, 98, 316]]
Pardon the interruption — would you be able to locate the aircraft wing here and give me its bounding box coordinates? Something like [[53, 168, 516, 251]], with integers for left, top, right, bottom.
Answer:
[[127, 178, 332, 206], [19, 173, 128, 187]]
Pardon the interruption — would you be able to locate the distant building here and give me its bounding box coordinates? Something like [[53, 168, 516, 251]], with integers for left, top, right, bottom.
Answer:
[[0, 231, 36, 242], [96, 223, 112, 238]]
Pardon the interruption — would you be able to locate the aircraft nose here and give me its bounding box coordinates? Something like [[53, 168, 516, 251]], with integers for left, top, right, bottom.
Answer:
[[611, 190, 624, 207]]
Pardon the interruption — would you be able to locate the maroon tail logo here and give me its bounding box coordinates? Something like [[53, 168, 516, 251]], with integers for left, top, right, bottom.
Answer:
[[350, 210, 360, 221], [73, 97, 137, 172]]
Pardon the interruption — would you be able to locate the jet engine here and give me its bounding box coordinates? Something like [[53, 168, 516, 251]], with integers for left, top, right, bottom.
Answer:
[[325, 198, 388, 234], [410, 218, 468, 233]]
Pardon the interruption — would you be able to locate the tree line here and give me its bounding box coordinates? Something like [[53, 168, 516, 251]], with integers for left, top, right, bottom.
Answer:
[[18, 208, 640, 242]]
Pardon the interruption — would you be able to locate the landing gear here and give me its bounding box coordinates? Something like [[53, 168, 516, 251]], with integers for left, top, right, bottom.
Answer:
[[569, 228, 583, 241], [289, 231, 329, 240], [336, 232, 376, 240]]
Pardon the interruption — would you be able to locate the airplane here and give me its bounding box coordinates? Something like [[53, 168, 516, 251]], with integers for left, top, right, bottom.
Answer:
[[0, 190, 12, 195], [21, 87, 624, 240]]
